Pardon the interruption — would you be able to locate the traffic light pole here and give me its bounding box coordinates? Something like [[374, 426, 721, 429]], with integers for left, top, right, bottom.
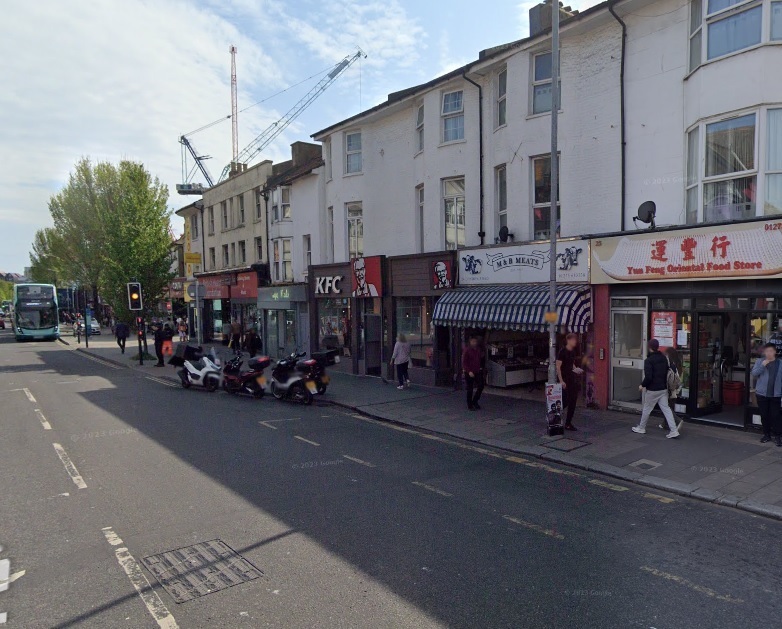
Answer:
[[137, 316, 144, 366]]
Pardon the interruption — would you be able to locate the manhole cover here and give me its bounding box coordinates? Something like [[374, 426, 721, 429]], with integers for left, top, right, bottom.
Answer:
[[628, 459, 662, 471], [141, 539, 263, 603], [543, 438, 591, 452]]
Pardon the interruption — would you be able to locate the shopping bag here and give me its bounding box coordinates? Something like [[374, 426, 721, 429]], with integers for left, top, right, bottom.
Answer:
[[162, 340, 174, 356]]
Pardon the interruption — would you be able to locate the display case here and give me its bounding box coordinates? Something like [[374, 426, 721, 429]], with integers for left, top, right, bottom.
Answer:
[[486, 341, 544, 388]]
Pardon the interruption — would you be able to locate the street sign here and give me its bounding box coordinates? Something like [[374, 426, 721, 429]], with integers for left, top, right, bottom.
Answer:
[[544, 311, 559, 323], [184, 252, 202, 264], [186, 283, 206, 299]]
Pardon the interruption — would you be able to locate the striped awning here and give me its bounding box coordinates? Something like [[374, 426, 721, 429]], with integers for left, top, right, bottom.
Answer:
[[432, 284, 592, 332]]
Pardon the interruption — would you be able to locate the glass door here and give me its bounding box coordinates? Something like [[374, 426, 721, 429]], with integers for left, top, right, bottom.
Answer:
[[610, 300, 648, 409], [694, 314, 724, 415]]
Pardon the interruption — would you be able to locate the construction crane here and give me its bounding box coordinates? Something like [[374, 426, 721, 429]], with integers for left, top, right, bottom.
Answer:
[[217, 47, 366, 183], [177, 135, 215, 195]]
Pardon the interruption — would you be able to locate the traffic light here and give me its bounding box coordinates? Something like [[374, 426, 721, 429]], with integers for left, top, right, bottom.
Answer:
[[127, 282, 143, 311]]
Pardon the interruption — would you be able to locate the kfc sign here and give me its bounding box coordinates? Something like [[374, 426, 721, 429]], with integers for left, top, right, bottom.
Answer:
[[315, 276, 343, 295]]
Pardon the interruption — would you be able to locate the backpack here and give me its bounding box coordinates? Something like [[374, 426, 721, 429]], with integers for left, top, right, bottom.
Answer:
[[666, 358, 682, 396]]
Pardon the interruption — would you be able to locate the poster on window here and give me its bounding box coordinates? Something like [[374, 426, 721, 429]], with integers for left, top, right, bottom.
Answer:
[[545, 383, 564, 436], [651, 311, 677, 349]]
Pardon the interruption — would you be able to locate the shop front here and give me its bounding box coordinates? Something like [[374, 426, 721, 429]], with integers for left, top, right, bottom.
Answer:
[[591, 217, 782, 428], [257, 284, 308, 359], [309, 262, 353, 372], [388, 252, 456, 386], [231, 271, 259, 334], [433, 240, 592, 396], [198, 275, 229, 342]]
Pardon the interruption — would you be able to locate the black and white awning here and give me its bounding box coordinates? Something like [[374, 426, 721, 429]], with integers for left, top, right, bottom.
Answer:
[[432, 284, 591, 332]]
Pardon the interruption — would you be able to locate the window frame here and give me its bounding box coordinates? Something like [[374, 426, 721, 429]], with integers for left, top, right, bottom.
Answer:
[[281, 186, 292, 220], [238, 194, 245, 225], [442, 177, 466, 251], [222, 244, 229, 267], [767, 107, 782, 214], [345, 131, 363, 175], [532, 52, 554, 115], [347, 202, 363, 259], [208, 206, 215, 234], [255, 237, 263, 262], [209, 247, 216, 270], [415, 103, 425, 153], [441, 90, 465, 144], [221, 201, 228, 230], [532, 154, 561, 240], [303, 234, 312, 270], [190, 214, 199, 239], [325, 138, 333, 181], [326, 206, 335, 263], [230, 242, 236, 267], [496, 68, 508, 129], [416, 184, 425, 253], [255, 189, 263, 220], [238, 240, 246, 265], [496, 164, 508, 231]]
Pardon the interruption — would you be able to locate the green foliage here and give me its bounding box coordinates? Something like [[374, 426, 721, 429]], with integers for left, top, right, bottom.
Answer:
[[0, 279, 13, 303], [28, 157, 174, 320]]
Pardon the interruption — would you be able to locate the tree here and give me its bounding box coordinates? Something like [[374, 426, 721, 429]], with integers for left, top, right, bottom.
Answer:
[[29, 228, 70, 285]]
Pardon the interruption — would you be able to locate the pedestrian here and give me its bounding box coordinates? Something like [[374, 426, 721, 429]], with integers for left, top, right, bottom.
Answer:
[[153, 322, 166, 367], [229, 319, 242, 350], [391, 333, 412, 390], [462, 336, 485, 411], [658, 347, 684, 433], [244, 327, 261, 357], [556, 333, 584, 431], [750, 343, 782, 446], [115, 320, 129, 354], [179, 320, 188, 342], [632, 339, 680, 438]]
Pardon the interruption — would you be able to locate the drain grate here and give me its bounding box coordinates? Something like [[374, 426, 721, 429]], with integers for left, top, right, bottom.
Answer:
[[543, 438, 591, 452], [628, 458, 662, 472], [141, 539, 263, 603]]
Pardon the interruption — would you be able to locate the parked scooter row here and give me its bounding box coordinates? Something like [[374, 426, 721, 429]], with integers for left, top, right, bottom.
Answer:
[[168, 344, 338, 405]]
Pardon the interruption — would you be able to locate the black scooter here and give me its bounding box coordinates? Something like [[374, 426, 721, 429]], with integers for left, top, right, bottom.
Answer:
[[222, 351, 271, 398], [270, 352, 316, 405]]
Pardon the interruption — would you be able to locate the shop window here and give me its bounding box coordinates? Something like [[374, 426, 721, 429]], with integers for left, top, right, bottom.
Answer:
[[395, 297, 437, 368], [610, 297, 647, 308], [319, 298, 351, 353], [651, 298, 693, 310], [533, 154, 560, 240]]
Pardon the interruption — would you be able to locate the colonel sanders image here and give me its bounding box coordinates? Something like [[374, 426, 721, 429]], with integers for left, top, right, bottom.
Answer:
[[352, 257, 379, 297], [433, 261, 452, 289]]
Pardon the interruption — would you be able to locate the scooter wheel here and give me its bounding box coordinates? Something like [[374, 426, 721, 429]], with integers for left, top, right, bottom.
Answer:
[[271, 382, 284, 400], [317, 383, 328, 395], [292, 382, 313, 406], [205, 376, 219, 392], [179, 370, 191, 389], [252, 387, 265, 399]]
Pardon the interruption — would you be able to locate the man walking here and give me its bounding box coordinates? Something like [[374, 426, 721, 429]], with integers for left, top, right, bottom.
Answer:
[[556, 333, 584, 431], [462, 336, 485, 411], [152, 322, 166, 367], [751, 343, 782, 446], [632, 339, 680, 438], [115, 320, 129, 354]]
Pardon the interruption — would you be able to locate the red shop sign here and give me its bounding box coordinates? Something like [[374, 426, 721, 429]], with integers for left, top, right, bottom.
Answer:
[[236, 272, 258, 299]]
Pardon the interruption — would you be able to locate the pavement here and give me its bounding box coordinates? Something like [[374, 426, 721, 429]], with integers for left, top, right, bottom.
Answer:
[[76, 333, 782, 521], [5, 328, 782, 628]]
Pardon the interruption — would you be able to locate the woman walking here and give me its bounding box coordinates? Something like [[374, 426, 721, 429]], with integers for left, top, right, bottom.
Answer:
[[391, 333, 412, 390]]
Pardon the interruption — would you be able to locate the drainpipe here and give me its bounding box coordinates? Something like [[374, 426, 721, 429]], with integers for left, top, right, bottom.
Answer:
[[609, 3, 627, 231], [462, 71, 486, 245]]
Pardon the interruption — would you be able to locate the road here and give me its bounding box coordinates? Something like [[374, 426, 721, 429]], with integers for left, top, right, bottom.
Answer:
[[1, 329, 781, 629]]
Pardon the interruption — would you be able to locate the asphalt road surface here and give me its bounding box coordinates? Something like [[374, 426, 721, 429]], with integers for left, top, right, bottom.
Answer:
[[2, 329, 782, 629]]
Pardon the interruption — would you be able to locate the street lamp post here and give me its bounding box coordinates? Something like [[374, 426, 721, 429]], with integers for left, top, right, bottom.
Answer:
[[547, 0, 561, 385]]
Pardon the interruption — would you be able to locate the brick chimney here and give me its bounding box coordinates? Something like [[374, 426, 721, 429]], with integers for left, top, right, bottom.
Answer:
[[529, 1, 577, 37]]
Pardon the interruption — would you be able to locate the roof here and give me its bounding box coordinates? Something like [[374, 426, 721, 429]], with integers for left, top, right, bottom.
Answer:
[[263, 155, 324, 191], [311, 0, 616, 139]]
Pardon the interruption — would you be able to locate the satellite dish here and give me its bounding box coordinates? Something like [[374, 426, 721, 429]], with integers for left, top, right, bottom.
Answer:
[[633, 201, 657, 229], [498, 226, 515, 243]]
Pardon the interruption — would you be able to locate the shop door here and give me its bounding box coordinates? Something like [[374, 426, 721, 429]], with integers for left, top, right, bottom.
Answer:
[[610, 301, 648, 409], [693, 314, 724, 415]]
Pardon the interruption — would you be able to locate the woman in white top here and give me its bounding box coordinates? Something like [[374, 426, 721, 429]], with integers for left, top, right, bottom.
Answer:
[[391, 333, 412, 389]]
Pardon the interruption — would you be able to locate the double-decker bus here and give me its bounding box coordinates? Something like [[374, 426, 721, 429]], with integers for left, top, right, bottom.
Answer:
[[13, 283, 59, 341]]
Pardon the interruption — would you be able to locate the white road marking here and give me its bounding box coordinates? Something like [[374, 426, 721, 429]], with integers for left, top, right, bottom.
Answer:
[[503, 515, 565, 540], [52, 443, 87, 489], [35, 409, 52, 430], [102, 527, 179, 628], [144, 376, 179, 389], [259, 418, 299, 430], [74, 352, 122, 370], [411, 481, 453, 497], [640, 566, 743, 603], [9, 571, 24, 584], [294, 435, 320, 446], [0, 559, 8, 592], [343, 455, 376, 468], [22, 388, 36, 404]]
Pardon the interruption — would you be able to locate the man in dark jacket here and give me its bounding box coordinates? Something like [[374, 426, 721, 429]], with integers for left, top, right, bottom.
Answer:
[[153, 323, 166, 367], [115, 321, 129, 354], [462, 336, 485, 411], [632, 339, 679, 438]]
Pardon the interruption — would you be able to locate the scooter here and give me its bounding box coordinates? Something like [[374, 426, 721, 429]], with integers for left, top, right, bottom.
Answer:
[[269, 352, 317, 405], [222, 351, 272, 398], [172, 346, 221, 392]]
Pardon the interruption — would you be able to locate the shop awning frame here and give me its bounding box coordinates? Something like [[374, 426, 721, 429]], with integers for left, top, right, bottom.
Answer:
[[432, 284, 592, 332]]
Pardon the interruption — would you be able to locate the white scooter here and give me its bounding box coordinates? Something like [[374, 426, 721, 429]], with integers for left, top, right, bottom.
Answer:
[[176, 346, 221, 392]]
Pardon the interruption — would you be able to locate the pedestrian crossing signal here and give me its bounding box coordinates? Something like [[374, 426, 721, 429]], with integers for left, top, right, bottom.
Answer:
[[127, 282, 143, 311]]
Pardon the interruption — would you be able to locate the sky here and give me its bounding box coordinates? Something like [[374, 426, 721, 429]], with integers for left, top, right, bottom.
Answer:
[[0, 0, 600, 273]]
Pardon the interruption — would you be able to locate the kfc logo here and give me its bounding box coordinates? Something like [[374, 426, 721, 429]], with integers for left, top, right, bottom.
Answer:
[[432, 260, 453, 289], [315, 276, 343, 295], [351, 257, 382, 297]]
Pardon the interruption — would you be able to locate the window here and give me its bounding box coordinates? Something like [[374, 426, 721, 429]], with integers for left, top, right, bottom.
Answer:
[[533, 155, 561, 239], [325, 138, 333, 180], [281, 186, 291, 219], [208, 206, 215, 234], [686, 127, 700, 224], [273, 239, 292, 281], [303, 234, 312, 269], [190, 214, 199, 239], [416, 185, 425, 253], [209, 247, 216, 270], [532, 52, 553, 114], [774, 1, 782, 39], [255, 237, 263, 262], [347, 202, 363, 259], [395, 297, 438, 368], [416, 104, 425, 153], [228, 198, 234, 227], [496, 68, 507, 128], [221, 202, 228, 230], [766, 108, 782, 214], [238, 194, 245, 224], [230, 242, 236, 267], [345, 131, 362, 174], [255, 189, 263, 220], [441, 91, 464, 143], [222, 244, 229, 267], [272, 191, 279, 222], [327, 206, 335, 263], [689, 0, 703, 71], [496, 165, 508, 230], [703, 113, 756, 222], [238, 240, 246, 264], [443, 178, 465, 250]]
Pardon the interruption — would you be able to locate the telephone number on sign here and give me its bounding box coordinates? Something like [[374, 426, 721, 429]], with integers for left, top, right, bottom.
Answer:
[[764, 222, 782, 231]]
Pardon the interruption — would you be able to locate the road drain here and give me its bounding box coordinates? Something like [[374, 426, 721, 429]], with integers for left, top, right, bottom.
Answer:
[[141, 539, 263, 603]]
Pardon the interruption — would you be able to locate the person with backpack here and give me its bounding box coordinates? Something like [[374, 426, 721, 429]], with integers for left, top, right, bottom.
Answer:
[[632, 339, 680, 438], [115, 320, 129, 354], [658, 346, 684, 433], [751, 343, 782, 446]]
